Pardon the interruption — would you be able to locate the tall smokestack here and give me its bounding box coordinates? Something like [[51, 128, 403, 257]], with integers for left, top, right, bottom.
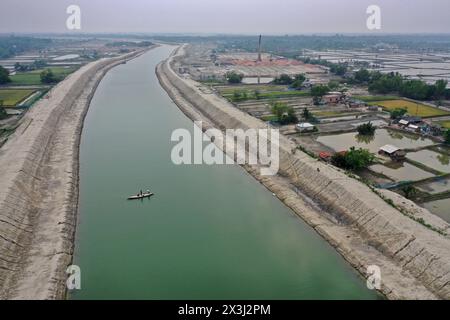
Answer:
[[258, 35, 262, 62]]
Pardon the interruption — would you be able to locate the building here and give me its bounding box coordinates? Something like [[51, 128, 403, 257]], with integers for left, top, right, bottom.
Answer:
[[403, 116, 422, 124], [378, 144, 406, 160], [296, 122, 316, 133], [323, 94, 341, 104], [407, 124, 420, 133]]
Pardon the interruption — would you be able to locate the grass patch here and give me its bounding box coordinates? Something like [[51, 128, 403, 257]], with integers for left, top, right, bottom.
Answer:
[[260, 114, 278, 122], [11, 67, 76, 85], [369, 99, 450, 118], [218, 84, 285, 95], [312, 110, 360, 118], [223, 90, 310, 102], [353, 95, 399, 102], [0, 89, 35, 106]]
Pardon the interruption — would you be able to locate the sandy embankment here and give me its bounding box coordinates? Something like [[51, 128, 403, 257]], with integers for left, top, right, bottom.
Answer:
[[0, 48, 151, 300], [156, 45, 450, 300]]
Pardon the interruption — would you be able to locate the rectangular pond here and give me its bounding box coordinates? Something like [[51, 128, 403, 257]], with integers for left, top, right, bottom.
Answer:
[[317, 129, 435, 153], [407, 149, 450, 174], [370, 162, 435, 182], [417, 177, 450, 194], [423, 199, 450, 223]]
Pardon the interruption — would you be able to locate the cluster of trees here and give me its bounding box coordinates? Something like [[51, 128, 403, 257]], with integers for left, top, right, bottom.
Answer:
[[271, 102, 298, 125], [225, 71, 244, 84], [351, 68, 449, 101], [272, 74, 306, 89], [0, 66, 11, 84], [14, 60, 47, 72], [357, 122, 376, 135], [105, 41, 153, 47], [389, 108, 408, 120], [40, 69, 58, 84], [331, 147, 375, 171], [0, 36, 52, 59], [298, 57, 348, 76]]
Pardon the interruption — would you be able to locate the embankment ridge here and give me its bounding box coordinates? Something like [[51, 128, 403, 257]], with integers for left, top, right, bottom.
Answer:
[[0, 48, 150, 299]]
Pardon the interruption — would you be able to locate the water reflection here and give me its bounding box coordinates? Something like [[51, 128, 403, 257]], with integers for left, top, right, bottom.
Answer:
[[356, 134, 375, 144]]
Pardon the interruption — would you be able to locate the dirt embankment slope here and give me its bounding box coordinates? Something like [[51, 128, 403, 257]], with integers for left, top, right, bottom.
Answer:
[[0, 48, 150, 300], [156, 45, 450, 300]]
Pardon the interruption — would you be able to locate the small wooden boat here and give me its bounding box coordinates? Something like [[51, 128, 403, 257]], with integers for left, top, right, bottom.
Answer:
[[127, 192, 154, 200]]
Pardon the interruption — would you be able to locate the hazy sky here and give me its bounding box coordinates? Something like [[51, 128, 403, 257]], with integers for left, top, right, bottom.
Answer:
[[1, 0, 449, 34]]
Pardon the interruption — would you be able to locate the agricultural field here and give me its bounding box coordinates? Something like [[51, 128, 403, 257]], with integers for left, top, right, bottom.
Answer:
[[368, 99, 450, 118], [0, 89, 35, 106], [11, 67, 77, 85], [439, 121, 450, 129], [218, 85, 310, 102]]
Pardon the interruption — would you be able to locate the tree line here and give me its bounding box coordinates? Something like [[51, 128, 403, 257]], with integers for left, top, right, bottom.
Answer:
[[351, 68, 449, 101]]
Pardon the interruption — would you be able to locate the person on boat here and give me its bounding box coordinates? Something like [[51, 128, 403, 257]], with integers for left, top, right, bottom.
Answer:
[[140, 190, 143, 196]]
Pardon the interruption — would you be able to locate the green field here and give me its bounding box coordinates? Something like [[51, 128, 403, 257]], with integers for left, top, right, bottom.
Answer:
[[353, 95, 400, 102], [0, 89, 36, 106], [314, 111, 368, 119], [439, 121, 450, 129], [218, 84, 286, 95], [11, 67, 77, 85], [221, 88, 310, 102], [367, 99, 450, 118]]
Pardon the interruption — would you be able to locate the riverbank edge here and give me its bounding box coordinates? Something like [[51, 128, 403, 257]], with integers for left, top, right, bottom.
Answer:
[[156, 45, 450, 300], [0, 47, 153, 299]]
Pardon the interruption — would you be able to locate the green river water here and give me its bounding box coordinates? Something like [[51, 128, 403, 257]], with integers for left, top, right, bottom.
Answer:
[[71, 46, 378, 299]]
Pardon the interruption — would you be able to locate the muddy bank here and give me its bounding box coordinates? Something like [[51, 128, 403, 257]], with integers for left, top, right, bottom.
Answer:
[[0, 48, 151, 299], [156, 45, 450, 300]]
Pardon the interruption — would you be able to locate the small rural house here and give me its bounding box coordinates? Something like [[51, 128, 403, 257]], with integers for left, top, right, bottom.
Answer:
[[296, 122, 316, 133], [378, 144, 406, 160]]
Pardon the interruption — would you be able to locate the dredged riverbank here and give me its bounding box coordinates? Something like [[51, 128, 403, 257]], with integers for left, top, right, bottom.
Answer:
[[0, 47, 151, 299], [156, 45, 450, 299]]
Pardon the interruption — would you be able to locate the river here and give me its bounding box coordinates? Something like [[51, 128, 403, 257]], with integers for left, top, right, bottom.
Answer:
[[71, 45, 378, 299]]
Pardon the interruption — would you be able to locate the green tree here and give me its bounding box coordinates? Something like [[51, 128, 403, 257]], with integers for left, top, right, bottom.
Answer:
[[302, 107, 311, 120], [400, 80, 431, 100], [225, 71, 243, 84], [354, 68, 371, 83], [40, 69, 57, 84], [328, 80, 340, 90], [357, 122, 376, 135], [331, 147, 375, 171], [271, 102, 298, 125], [273, 74, 294, 85], [0, 65, 11, 84], [291, 74, 306, 89], [390, 108, 407, 120], [301, 107, 317, 123], [445, 129, 450, 144], [0, 100, 7, 120], [434, 79, 448, 100], [311, 84, 329, 98]]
